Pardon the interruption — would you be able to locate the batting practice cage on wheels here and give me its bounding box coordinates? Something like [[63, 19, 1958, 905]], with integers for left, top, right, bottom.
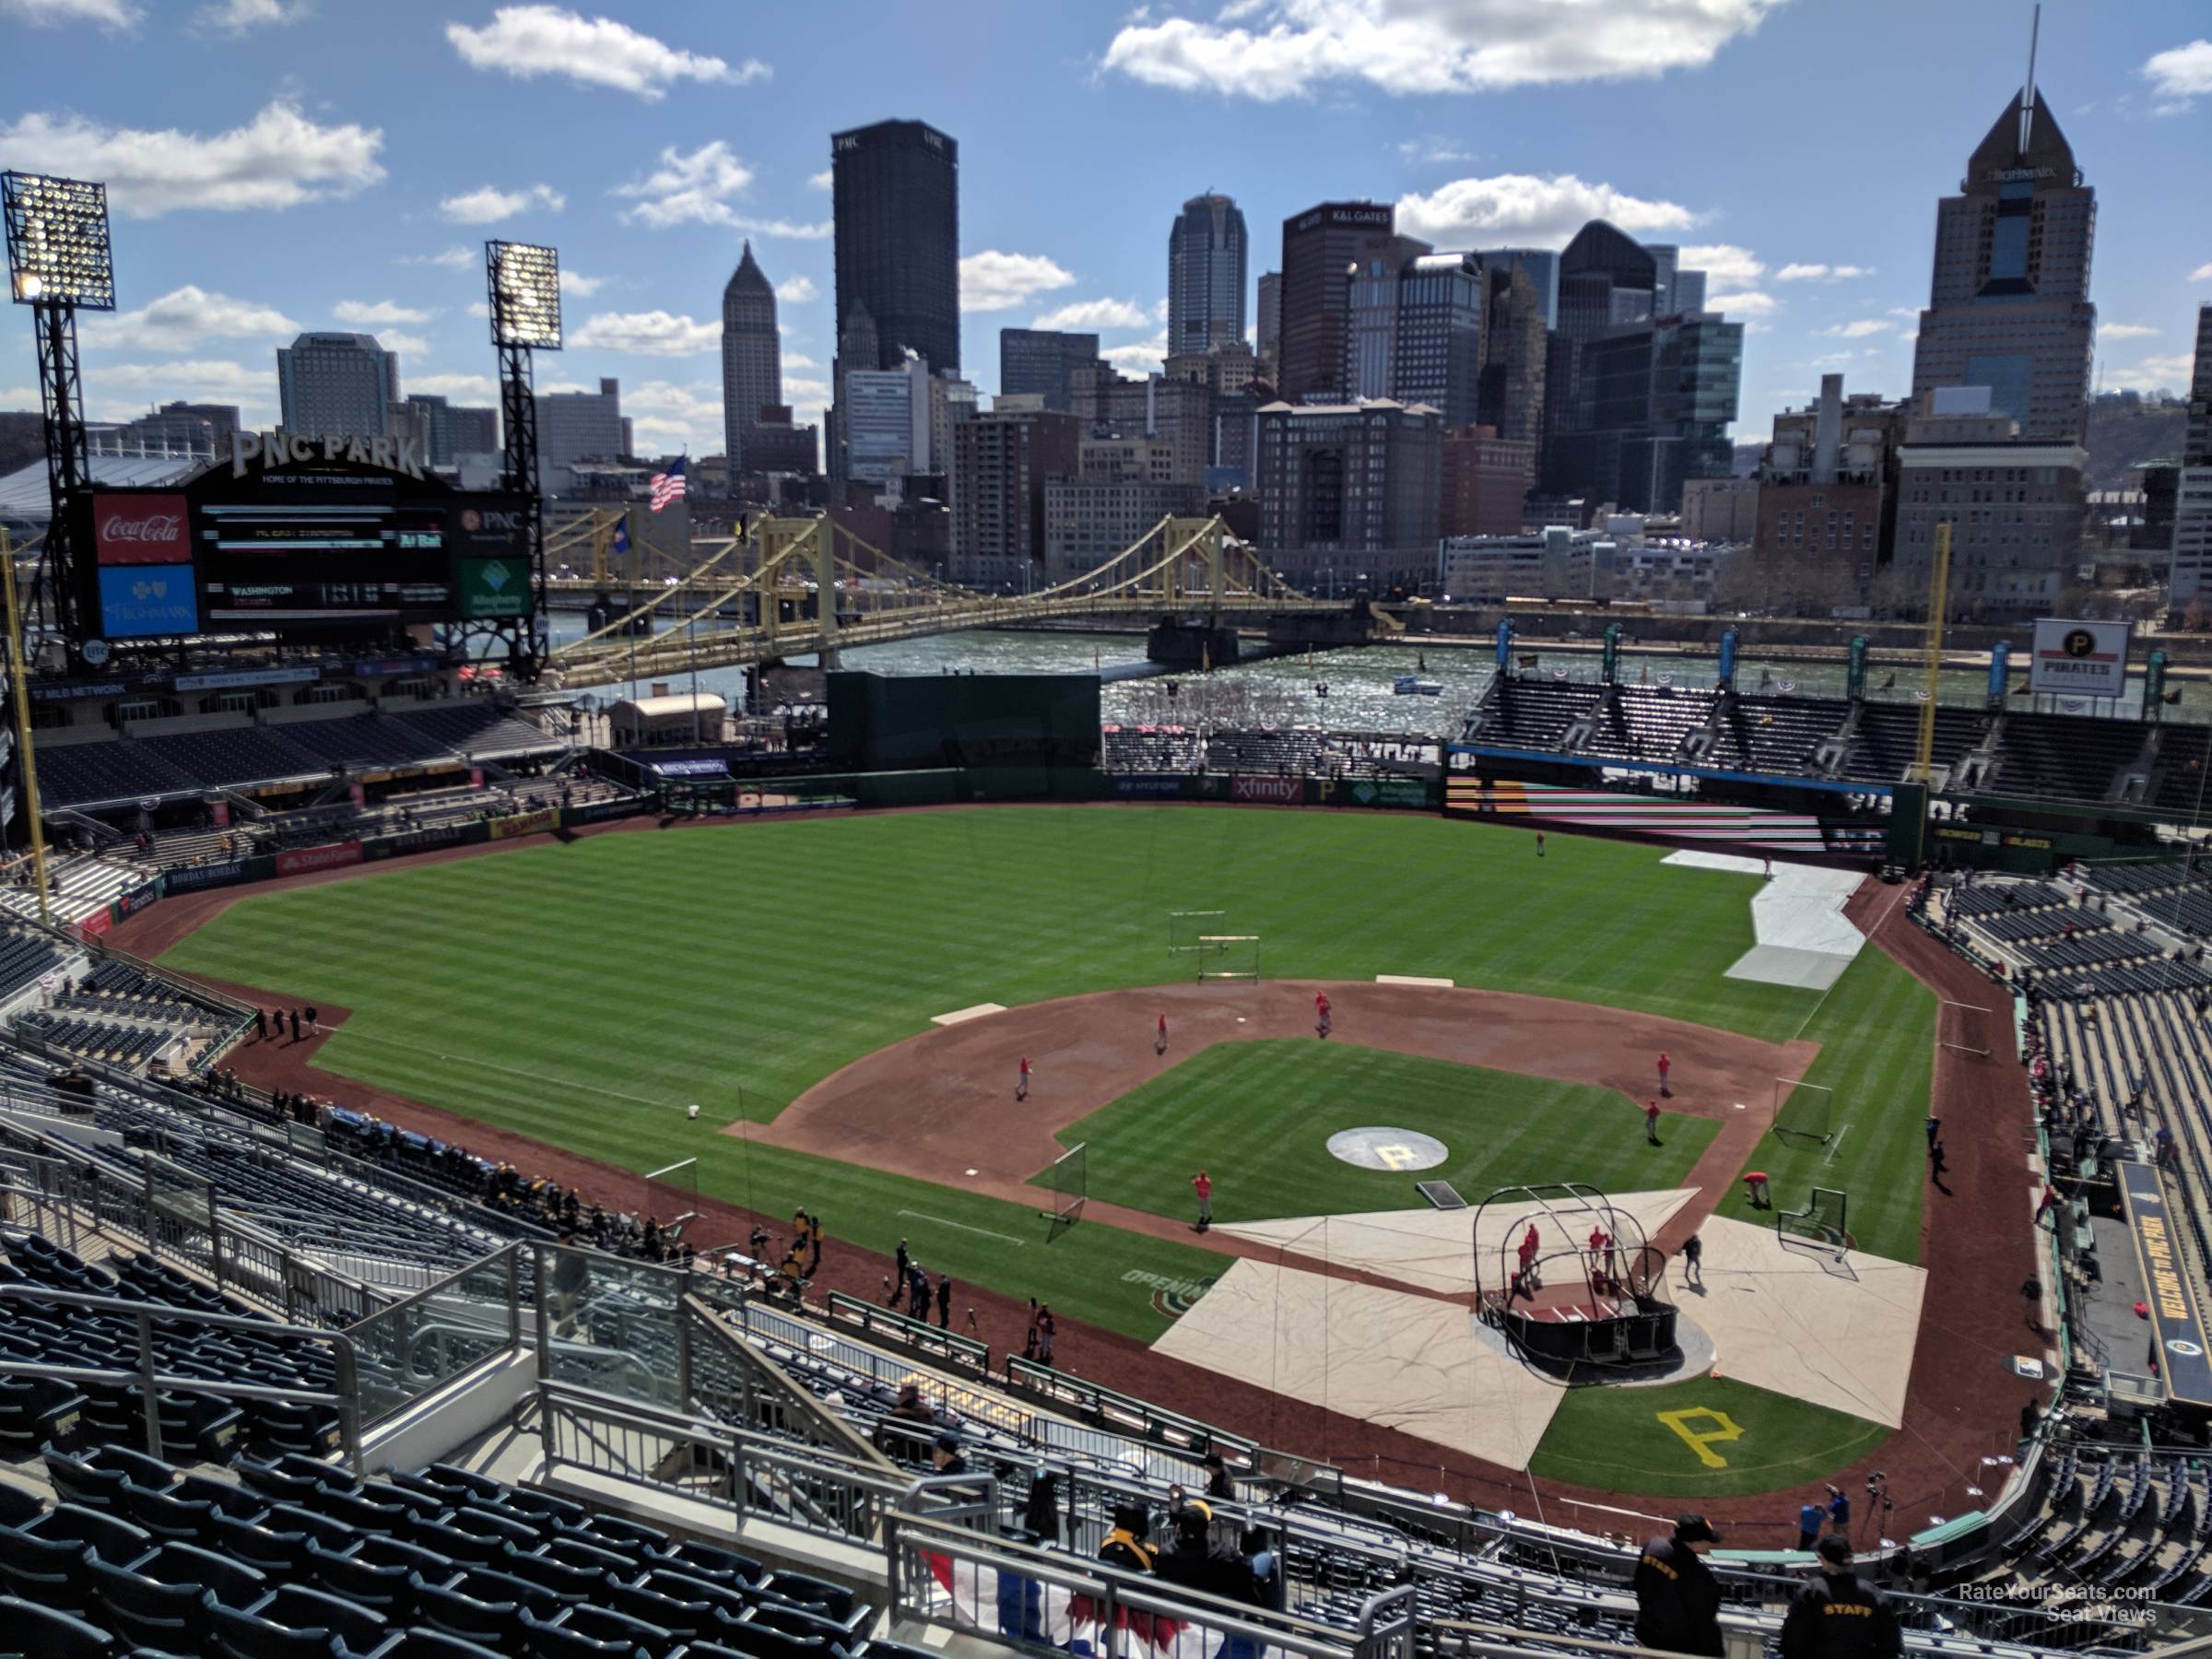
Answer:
[[1470, 1182, 1677, 1368]]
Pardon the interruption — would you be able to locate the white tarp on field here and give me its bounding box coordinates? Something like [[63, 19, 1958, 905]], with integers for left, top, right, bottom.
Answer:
[[1666, 852, 1866, 992]]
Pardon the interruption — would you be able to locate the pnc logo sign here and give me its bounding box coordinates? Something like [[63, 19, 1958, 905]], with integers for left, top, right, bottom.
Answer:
[[93, 493, 189, 564]]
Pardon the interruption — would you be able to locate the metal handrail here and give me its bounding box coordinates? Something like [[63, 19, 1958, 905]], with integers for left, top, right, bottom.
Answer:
[[0, 1280, 361, 1472]]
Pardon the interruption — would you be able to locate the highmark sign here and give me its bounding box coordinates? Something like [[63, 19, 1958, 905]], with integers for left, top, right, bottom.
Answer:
[[231, 429, 428, 481]]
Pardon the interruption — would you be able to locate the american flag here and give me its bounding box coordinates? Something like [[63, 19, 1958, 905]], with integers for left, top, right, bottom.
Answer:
[[648, 455, 687, 512]]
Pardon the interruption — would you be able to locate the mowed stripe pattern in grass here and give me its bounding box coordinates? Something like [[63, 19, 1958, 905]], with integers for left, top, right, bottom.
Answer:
[[1720, 947, 1936, 1264], [159, 808, 1916, 1337], [1059, 1041, 1721, 1225]]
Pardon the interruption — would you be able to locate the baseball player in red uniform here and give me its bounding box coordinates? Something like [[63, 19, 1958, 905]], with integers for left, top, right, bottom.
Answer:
[[1518, 1222, 1541, 1287], [1157, 1012, 1168, 1055], [1192, 1170, 1213, 1231], [1657, 1051, 1672, 1097], [1315, 991, 1332, 1040], [1645, 1099, 1662, 1144], [1017, 1055, 1030, 1101]]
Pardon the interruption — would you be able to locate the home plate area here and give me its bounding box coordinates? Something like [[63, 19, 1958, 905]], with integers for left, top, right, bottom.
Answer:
[[1148, 1204, 1924, 1472]]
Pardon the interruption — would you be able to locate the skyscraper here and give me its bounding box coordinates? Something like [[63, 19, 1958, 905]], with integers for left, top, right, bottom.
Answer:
[[722, 241, 782, 476], [1555, 223, 1656, 343], [276, 333, 398, 440], [831, 119, 959, 375], [1909, 85, 2095, 441], [1277, 201, 1394, 403], [2166, 305, 2212, 613], [1255, 272, 1282, 375], [999, 328, 1100, 413], [1471, 249, 1559, 327], [535, 377, 623, 497], [1168, 193, 1247, 356], [1477, 261, 1547, 444]]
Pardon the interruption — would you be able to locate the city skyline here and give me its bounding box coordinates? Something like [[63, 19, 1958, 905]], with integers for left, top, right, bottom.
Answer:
[[0, 0, 2205, 461]]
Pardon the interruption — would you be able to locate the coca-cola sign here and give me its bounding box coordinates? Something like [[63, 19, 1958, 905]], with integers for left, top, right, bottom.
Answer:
[[94, 494, 190, 565]]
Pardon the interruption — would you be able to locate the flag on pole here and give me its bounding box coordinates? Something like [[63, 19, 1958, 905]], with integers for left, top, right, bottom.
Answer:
[[611, 515, 629, 558], [649, 456, 688, 512]]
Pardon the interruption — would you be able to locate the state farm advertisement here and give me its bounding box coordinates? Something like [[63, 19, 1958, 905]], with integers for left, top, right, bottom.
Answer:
[[1231, 775, 1303, 804], [275, 841, 363, 877], [93, 494, 191, 566]]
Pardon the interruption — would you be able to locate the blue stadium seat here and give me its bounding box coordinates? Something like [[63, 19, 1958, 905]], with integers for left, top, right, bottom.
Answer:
[[761, 1571, 857, 1624], [565, 1512, 667, 1559], [236, 1455, 328, 1506], [0, 1504, 152, 1612], [371, 1630, 508, 1659], [717, 1611, 833, 1659], [0, 1377, 88, 1455], [409, 1565, 543, 1646], [0, 1593, 119, 1659], [87, 1537, 267, 1651], [209, 1583, 389, 1659], [657, 1540, 762, 1586], [42, 1448, 125, 1512], [120, 1472, 265, 1544], [519, 1600, 673, 1659], [496, 1542, 604, 1601], [0, 1479, 43, 1528], [306, 1533, 447, 1620], [486, 1487, 586, 1530]]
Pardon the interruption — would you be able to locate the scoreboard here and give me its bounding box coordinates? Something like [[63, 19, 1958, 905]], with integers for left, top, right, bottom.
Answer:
[[76, 440, 532, 646]]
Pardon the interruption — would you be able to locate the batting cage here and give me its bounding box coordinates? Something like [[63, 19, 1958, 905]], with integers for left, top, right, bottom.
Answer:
[[1195, 934, 1261, 983], [1777, 1186, 1851, 1257], [1168, 909, 1226, 957], [1470, 1182, 1677, 1368]]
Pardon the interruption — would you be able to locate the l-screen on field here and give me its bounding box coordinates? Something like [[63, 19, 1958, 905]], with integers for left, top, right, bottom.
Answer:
[[158, 806, 1939, 1497]]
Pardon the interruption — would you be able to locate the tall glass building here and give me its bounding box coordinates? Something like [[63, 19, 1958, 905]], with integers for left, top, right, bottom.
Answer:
[[1168, 194, 1247, 356], [831, 119, 960, 375]]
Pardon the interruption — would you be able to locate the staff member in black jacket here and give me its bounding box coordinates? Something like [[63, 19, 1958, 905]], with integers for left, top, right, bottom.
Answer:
[[1781, 1535, 1903, 1659], [1632, 1514, 1725, 1656]]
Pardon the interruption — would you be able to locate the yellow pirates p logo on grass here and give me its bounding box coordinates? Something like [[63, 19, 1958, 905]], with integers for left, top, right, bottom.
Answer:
[[1657, 1407, 1745, 1469]]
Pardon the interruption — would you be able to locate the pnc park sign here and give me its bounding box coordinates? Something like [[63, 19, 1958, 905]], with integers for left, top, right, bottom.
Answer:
[[232, 428, 429, 482]]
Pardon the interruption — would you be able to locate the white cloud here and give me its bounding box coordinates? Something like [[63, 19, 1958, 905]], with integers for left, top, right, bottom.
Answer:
[[445, 5, 769, 100], [775, 276, 818, 304], [92, 359, 271, 400], [806, 170, 832, 192], [2142, 40, 2212, 107], [1888, 306, 1922, 318], [397, 246, 476, 269], [82, 286, 299, 352], [0, 101, 382, 217], [1101, 336, 1170, 375], [1102, 0, 1779, 101], [610, 141, 829, 239], [559, 269, 607, 296], [569, 310, 719, 356], [406, 371, 500, 402], [1774, 263, 1875, 282], [1707, 289, 1779, 319], [333, 300, 436, 326], [960, 251, 1077, 312], [2193, 262, 2212, 282], [0, 0, 138, 29], [782, 352, 819, 371], [2105, 352, 2197, 395], [378, 331, 430, 358], [465, 301, 489, 320], [1031, 298, 1153, 332], [1816, 319, 1891, 339], [782, 376, 830, 407], [1680, 242, 1763, 289], [1397, 172, 1698, 248], [438, 182, 564, 224], [2099, 323, 2159, 341], [194, 0, 309, 30]]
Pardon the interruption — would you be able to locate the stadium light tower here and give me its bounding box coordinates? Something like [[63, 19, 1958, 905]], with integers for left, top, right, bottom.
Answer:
[[485, 240, 560, 681], [4, 171, 115, 648]]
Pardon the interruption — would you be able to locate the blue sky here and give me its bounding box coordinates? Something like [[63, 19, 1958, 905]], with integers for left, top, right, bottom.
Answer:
[[1, 0, 2206, 461]]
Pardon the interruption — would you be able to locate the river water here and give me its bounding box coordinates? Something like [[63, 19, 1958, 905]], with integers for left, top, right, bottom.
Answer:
[[547, 615, 2210, 738]]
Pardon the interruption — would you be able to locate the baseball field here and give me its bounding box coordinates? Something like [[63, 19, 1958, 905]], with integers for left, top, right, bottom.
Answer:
[[151, 805, 1948, 1501]]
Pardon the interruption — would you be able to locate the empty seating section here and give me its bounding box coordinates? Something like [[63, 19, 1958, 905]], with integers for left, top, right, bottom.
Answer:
[[2151, 724, 2212, 816], [1099, 727, 1204, 771], [1718, 694, 1845, 774], [1993, 712, 2135, 805], [1584, 685, 1712, 763], [1202, 729, 1324, 773], [1467, 680, 1598, 750], [12, 1013, 168, 1069], [0, 1441, 887, 1659], [1847, 705, 1993, 786], [33, 703, 566, 809], [0, 927, 62, 1002], [1996, 1439, 2212, 1606], [0, 1230, 342, 1462]]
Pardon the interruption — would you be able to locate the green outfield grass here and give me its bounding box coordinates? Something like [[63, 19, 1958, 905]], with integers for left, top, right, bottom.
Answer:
[[1057, 1040, 1721, 1225], [1529, 1375, 1890, 1500], [157, 807, 1929, 1347]]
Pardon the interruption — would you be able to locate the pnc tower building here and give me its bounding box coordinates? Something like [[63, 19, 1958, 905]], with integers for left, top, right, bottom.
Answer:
[[1909, 85, 2095, 441], [831, 118, 960, 374]]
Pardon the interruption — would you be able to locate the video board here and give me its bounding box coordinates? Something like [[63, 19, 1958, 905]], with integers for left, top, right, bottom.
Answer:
[[76, 435, 531, 646]]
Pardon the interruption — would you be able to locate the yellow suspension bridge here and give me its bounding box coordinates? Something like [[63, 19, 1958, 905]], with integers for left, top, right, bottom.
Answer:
[[538, 510, 1378, 691]]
